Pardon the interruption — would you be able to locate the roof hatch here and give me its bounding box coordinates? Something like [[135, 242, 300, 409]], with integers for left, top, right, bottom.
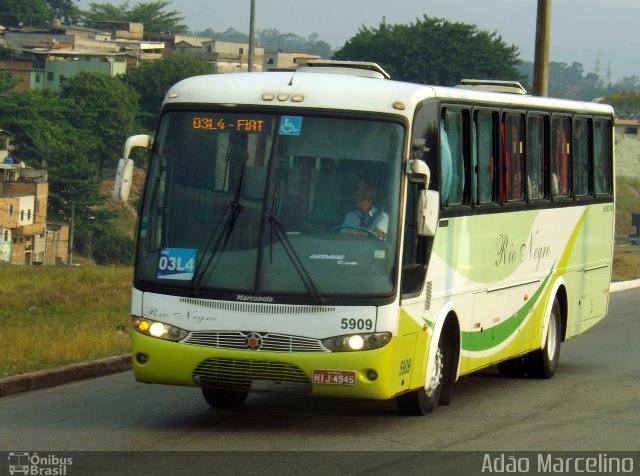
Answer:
[[455, 79, 528, 95], [296, 59, 391, 80]]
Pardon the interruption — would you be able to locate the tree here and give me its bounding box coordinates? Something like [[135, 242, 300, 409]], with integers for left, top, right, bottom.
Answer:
[[304, 33, 333, 58], [0, 0, 49, 27], [258, 29, 332, 58], [0, 89, 73, 167], [517, 61, 640, 100], [47, 0, 80, 24], [47, 153, 103, 223], [334, 16, 524, 86], [612, 76, 640, 92], [0, 71, 20, 93], [209, 27, 249, 43], [88, 223, 134, 265], [122, 55, 209, 130], [601, 91, 640, 120], [80, 1, 187, 34], [0, 88, 107, 245], [61, 71, 140, 175]]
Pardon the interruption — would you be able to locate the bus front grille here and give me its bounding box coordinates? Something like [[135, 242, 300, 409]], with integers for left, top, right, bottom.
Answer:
[[192, 358, 312, 393], [182, 331, 329, 353]]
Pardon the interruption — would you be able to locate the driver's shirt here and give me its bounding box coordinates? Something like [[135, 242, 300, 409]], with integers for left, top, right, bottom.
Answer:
[[342, 207, 389, 235]]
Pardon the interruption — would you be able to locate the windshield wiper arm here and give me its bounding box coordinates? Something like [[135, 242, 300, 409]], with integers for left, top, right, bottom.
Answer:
[[269, 215, 324, 305], [189, 167, 245, 294]]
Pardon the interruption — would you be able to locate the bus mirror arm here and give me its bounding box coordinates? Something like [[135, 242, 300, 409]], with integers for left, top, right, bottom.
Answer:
[[112, 134, 152, 203], [407, 159, 431, 187]]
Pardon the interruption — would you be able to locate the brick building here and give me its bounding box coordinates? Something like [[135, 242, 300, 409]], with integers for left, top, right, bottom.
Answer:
[[0, 131, 68, 265]]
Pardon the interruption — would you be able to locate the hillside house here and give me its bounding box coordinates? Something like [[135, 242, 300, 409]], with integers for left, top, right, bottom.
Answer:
[[0, 131, 68, 265], [263, 51, 321, 71], [0, 23, 164, 92]]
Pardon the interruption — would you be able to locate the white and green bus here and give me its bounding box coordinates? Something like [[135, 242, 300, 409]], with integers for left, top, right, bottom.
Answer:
[[113, 61, 614, 415]]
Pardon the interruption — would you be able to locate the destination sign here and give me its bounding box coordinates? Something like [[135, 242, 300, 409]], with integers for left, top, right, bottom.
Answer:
[[192, 116, 266, 133]]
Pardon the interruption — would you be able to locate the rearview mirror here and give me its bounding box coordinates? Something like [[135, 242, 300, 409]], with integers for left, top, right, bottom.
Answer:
[[112, 134, 151, 203], [417, 190, 439, 237]]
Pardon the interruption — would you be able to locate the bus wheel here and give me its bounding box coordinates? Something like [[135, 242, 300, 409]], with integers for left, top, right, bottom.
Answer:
[[525, 298, 562, 379], [201, 388, 249, 408], [497, 357, 526, 378], [396, 337, 449, 415]]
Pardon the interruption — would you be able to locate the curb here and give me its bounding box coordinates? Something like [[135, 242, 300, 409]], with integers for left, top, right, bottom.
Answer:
[[610, 279, 640, 293], [0, 355, 131, 398], [1, 280, 638, 399]]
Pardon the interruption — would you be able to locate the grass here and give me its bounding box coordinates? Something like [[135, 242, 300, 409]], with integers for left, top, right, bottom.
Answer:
[[615, 176, 640, 238], [0, 265, 132, 378], [613, 175, 640, 281], [613, 244, 640, 282]]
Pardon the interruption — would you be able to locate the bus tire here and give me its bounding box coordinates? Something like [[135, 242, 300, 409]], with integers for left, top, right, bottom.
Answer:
[[524, 297, 562, 379], [202, 388, 249, 408], [396, 332, 450, 415]]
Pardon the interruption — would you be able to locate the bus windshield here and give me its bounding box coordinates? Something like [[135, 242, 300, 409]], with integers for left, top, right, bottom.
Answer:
[[136, 111, 404, 299]]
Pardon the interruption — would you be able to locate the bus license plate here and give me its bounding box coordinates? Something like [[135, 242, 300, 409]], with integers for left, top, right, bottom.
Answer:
[[312, 369, 356, 385]]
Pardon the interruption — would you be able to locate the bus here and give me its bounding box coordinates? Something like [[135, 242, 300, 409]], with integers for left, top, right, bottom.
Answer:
[[113, 61, 614, 415]]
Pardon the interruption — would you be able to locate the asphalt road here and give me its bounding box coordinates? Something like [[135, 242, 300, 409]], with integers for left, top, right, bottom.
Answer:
[[0, 289, 638, 475]]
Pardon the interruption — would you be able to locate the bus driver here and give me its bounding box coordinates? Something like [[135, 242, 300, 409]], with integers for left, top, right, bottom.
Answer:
[[341, 180, 389, 239]]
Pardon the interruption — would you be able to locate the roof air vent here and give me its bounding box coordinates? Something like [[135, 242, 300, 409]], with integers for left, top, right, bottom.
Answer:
[[456, 79, 527, 95], [296, 59, 391, 79]]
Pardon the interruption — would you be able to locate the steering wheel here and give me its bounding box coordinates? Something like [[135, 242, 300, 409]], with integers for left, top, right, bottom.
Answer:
[[331, 224, 379, 239]]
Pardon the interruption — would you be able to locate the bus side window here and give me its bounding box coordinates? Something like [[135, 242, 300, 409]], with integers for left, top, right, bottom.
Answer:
[[573, 117, 591, 197], [551, 115, 572, 199], [526, 115, 546, 200], [594, 119, 613, 195], [502, 112, 525, 202], [440, 109, 466, 206], [473, 110, 497, 204]]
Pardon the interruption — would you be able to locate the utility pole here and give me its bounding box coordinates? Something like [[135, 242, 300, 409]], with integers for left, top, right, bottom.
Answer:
[[68, 201, 74, 266], [533, 0, 551, 96], [248, 0, 256, 72]]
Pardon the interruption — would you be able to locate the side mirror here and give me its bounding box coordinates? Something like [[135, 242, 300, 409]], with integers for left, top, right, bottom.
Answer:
[[417, 190, 440, 237], [407, 159, 439, 236], [112, 134, 151, 203]]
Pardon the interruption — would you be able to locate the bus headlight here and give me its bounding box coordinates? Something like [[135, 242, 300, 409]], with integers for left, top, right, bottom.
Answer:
[[322, 332, 391, 352], [132, 317, 188, 342]]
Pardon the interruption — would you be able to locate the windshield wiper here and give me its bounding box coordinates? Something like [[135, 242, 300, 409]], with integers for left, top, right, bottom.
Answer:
[[262, 176, 324, 304], [189, 166, 245, 294], [269, 180, 324, 304], [269, 215, 324, 305]]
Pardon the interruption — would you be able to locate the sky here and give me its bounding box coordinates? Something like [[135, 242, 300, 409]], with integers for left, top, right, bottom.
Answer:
[[77, 0, 640, 81]]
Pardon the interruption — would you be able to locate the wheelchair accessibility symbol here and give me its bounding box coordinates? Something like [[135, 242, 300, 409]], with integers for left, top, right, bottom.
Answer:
[[279, 116, 303, 136]]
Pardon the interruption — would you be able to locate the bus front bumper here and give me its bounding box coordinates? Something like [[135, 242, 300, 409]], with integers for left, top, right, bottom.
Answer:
[[131, 331, 411, 401]]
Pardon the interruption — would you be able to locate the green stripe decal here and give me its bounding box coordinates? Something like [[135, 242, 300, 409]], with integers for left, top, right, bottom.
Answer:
[[452, 208, 590, 354], [459, 267, 552, 352]]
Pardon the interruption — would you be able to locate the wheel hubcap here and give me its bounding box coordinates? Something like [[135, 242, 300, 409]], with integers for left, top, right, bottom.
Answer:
[[426, 346, 443, 396]]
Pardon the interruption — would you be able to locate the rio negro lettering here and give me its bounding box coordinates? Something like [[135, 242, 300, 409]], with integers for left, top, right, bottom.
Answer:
[[495, 231, 551, 271]]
